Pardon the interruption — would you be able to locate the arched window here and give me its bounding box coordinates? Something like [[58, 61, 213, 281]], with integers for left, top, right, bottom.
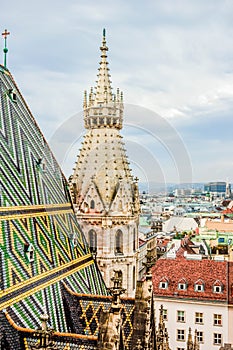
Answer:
[[88, 229, 97, 253], [133, 228, 136, 251], [115, 230, 123, 254], [90, 200, 95, 209]]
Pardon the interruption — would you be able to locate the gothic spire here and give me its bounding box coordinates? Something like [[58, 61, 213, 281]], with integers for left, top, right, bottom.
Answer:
[[83, 29, 124, 130], [186, 327, 194, 350], [94, 28, 113, 104]]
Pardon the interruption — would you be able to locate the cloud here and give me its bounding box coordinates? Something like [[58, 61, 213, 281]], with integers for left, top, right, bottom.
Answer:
[[1, 0, 233, 183]]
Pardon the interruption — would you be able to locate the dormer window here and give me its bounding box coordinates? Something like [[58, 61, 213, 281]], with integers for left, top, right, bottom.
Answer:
[[178, 278, 187, 290], [178, 283, 187, 290], [36, 158, 46, 172], [194, 279, 205, 292], [159, 281, 168, 289], [8, 88, 17, 103], [213, 285, 222, 293], [195, 284, 204, 292], [159, 277, 169, 289], [72, 237, 78, 247], [24, 243, 34, 263], [213, 280, 223, 293]]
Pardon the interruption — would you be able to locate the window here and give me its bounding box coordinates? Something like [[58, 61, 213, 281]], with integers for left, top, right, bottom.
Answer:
[[72, 237, 78, 247], [214, 314, 222, 326], [8, 88, 17, 102], [195, 312, 203, 324], [213, 333, 222, 345], [213, 280, 223, 293], [194, 279, 205, 292], [36, 158, 46, 172], [133, 266, 136, 290], [197, 331, 204, 343], [115, 230, 123, 254], [133, 228, 136, 251], [116, 270, 123, 287], [177, 329, 185, 341], [29, 250, 34, 261], [213, 285, 222, 293], [195, 283, 204, 292], [24, 243, 34, 263], [90, 200, 95, 209], [159, 281, 168, 289], [163, 309, 168, 320], [178, 283, 187, 290], [88, 229, 97, 253], [177, 310, 185, 322]]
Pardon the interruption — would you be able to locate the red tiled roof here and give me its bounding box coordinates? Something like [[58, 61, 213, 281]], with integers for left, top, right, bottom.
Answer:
[[139, 238, 146, 247], [156, 238, 170, 248], [222, 208, 233, 214], [152, 256, 233, 302], [176, 239, 197, 256]]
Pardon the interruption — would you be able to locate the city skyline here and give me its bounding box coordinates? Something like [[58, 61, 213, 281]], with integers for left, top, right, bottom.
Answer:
[[1, 0, 233, 183]]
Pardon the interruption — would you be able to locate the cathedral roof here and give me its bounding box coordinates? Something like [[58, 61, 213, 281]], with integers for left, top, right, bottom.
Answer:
[[1, 281, 136, 349], [0, 62, 108, 340]]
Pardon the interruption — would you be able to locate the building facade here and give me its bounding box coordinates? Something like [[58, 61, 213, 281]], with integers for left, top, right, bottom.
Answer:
[[152, 241, 233, 350], [204, 182, 226, 196], [69, 30, 140, 296]]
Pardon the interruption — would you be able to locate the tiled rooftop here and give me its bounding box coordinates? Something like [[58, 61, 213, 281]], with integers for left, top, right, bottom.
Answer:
[[152, 255, 233, 302]]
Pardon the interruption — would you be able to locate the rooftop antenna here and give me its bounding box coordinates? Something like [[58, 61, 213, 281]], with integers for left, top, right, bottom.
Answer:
[[2, 29, 10, 68]]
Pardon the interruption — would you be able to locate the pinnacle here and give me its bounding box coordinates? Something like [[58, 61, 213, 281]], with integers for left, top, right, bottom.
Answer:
[[93, 29, 113, 104], [83, 30, 124, 130]]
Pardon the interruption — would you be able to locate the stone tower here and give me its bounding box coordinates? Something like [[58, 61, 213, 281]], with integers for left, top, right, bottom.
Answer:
[[69, 29, 140, 296]]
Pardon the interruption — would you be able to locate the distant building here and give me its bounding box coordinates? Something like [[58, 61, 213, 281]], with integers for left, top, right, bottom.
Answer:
[[225, 181, 232, 198], [174, 188, 192, 197], [152, 238, 233, 350], [156, 236, 171, 258], [163, 216, 198, 234], [204, 182, 226, 196]]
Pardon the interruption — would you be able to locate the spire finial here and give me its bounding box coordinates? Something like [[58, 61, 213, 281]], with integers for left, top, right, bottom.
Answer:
[[83, 29, 124, 130], [92, 28, 112, 104], [2, 29, 10, 68], [100, 27, 108, 52], [102, 28, 107, 48]]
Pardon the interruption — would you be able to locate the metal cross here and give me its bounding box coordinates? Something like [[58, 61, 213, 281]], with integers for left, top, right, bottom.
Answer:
[[2, 29, 10, 68]]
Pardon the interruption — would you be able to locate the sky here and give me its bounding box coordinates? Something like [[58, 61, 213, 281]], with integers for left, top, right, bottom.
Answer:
[[1, 0, 233, 187]]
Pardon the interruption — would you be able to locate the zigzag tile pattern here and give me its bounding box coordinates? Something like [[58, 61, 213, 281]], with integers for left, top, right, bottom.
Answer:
[[0, 64, 107, 334], [62, 285, 135, 350]]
